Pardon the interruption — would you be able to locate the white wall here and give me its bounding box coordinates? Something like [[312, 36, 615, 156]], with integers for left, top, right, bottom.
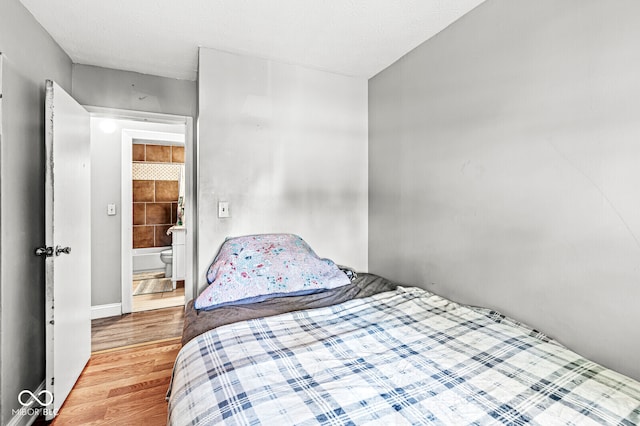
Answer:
[[198, 48, 368, 289], [90, 118, 185, 306], [369, 0, 640, 380]]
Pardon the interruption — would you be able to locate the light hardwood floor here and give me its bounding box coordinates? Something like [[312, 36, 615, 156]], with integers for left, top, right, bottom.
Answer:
[[49, 338, 182, 425], [38, 309, 187, 424], [132, 285, 185, 312], [132, 274, 185, 312], [91, 306, 184, 352], [35, 282, 189, 424]]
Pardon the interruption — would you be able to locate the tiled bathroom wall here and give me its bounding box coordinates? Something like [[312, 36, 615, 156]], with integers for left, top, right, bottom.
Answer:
[[132, 143, 185, 248]]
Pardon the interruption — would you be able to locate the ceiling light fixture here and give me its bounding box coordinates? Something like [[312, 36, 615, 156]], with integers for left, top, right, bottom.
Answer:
[[99, 119, 117, 134]]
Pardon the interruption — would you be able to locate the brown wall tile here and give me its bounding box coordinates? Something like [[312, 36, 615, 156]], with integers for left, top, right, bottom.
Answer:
[[133, 226, 154, 248], [133, 180, 154, 202], [155, 225, 173, 247], [172, 146, 185, 163], [155, 180, 179, 202], [133, 203, 146, 225], [146, 203, 172, 225], [132, 144, 145, 161], [146, 145, 171, 163]]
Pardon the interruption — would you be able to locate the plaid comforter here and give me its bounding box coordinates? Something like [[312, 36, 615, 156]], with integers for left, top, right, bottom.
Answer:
[[167, 287, 640, 425]]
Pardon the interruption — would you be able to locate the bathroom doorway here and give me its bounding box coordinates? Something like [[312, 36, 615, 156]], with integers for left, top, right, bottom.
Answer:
[[122, 125, 189, 313], [88, 108, 195, 319], [129, 132, 186, 312]]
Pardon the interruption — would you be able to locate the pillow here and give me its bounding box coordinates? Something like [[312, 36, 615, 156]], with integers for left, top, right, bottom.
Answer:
[[195, 233, 351, 310]]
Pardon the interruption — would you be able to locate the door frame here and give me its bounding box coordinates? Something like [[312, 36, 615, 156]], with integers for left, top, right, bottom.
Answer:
[[121, 128, 185, 313], [86, 106, 196, 314]]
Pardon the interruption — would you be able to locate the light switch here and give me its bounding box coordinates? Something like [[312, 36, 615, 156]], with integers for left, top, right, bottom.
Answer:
[[218, 201, 230, 218], [107, 203, 117, 216]]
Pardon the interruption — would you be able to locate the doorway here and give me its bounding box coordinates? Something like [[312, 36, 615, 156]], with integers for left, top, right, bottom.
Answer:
[[88, 108, 195, 320], [127, 129, 185, 312]]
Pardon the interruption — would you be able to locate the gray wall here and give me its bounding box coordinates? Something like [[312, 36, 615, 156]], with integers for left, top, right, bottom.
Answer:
[[0, 20, 197, 421], [198, 48, 368, 289], [71, 65, 197, 307], [0, 0, 73, 423], [72, 64, 196, 117], [369, 0, 640, 380]]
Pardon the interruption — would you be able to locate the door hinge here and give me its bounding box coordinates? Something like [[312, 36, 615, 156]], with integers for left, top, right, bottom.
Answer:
[[35, 246, 54, 257]]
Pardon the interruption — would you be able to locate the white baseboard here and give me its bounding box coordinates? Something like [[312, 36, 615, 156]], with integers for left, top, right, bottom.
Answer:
[[7, 381, 45, 426], [91, 303, 122, 319]]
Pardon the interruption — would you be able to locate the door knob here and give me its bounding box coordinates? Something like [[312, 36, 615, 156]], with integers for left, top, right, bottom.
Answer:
[[55, 246, 71, 256], [35, 246, 54, 257]]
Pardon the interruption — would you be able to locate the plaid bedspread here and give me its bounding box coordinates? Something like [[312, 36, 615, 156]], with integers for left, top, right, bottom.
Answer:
[[167, 287, 640, 425]]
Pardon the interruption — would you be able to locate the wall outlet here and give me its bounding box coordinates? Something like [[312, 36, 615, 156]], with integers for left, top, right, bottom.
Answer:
[[107, 203, 117, 216], [218, 201, 230, 218]]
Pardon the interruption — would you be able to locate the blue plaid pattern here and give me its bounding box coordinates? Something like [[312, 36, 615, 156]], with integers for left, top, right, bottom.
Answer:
[[168, 287, 640, 425]]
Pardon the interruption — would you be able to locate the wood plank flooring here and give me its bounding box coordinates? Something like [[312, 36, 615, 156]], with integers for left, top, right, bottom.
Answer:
[[132, 285, 185, 312], [132, 275, 185, 312], [49, 338, 182, 425], [91, 306, 184, 352], [32, 305, 187, 424]]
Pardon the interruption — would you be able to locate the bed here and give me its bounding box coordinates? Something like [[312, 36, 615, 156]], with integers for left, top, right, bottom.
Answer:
[[167, 234, 640, 425]]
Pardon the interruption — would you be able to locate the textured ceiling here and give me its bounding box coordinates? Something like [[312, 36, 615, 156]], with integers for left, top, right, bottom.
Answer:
[[19, 0, 485, 81]]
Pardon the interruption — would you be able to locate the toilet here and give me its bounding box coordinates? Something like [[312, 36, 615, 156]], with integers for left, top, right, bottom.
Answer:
[[160, 249, 173, 278]]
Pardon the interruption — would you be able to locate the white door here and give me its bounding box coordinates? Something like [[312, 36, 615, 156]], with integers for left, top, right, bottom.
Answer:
[[43, 80, 91, 419]]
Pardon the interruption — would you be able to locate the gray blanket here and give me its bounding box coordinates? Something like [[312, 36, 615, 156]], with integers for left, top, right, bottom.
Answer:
[[181, 273, 396, 345]]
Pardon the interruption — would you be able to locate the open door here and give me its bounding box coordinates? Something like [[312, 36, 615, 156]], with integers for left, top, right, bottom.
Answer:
[[42, 80, 91, 419]]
